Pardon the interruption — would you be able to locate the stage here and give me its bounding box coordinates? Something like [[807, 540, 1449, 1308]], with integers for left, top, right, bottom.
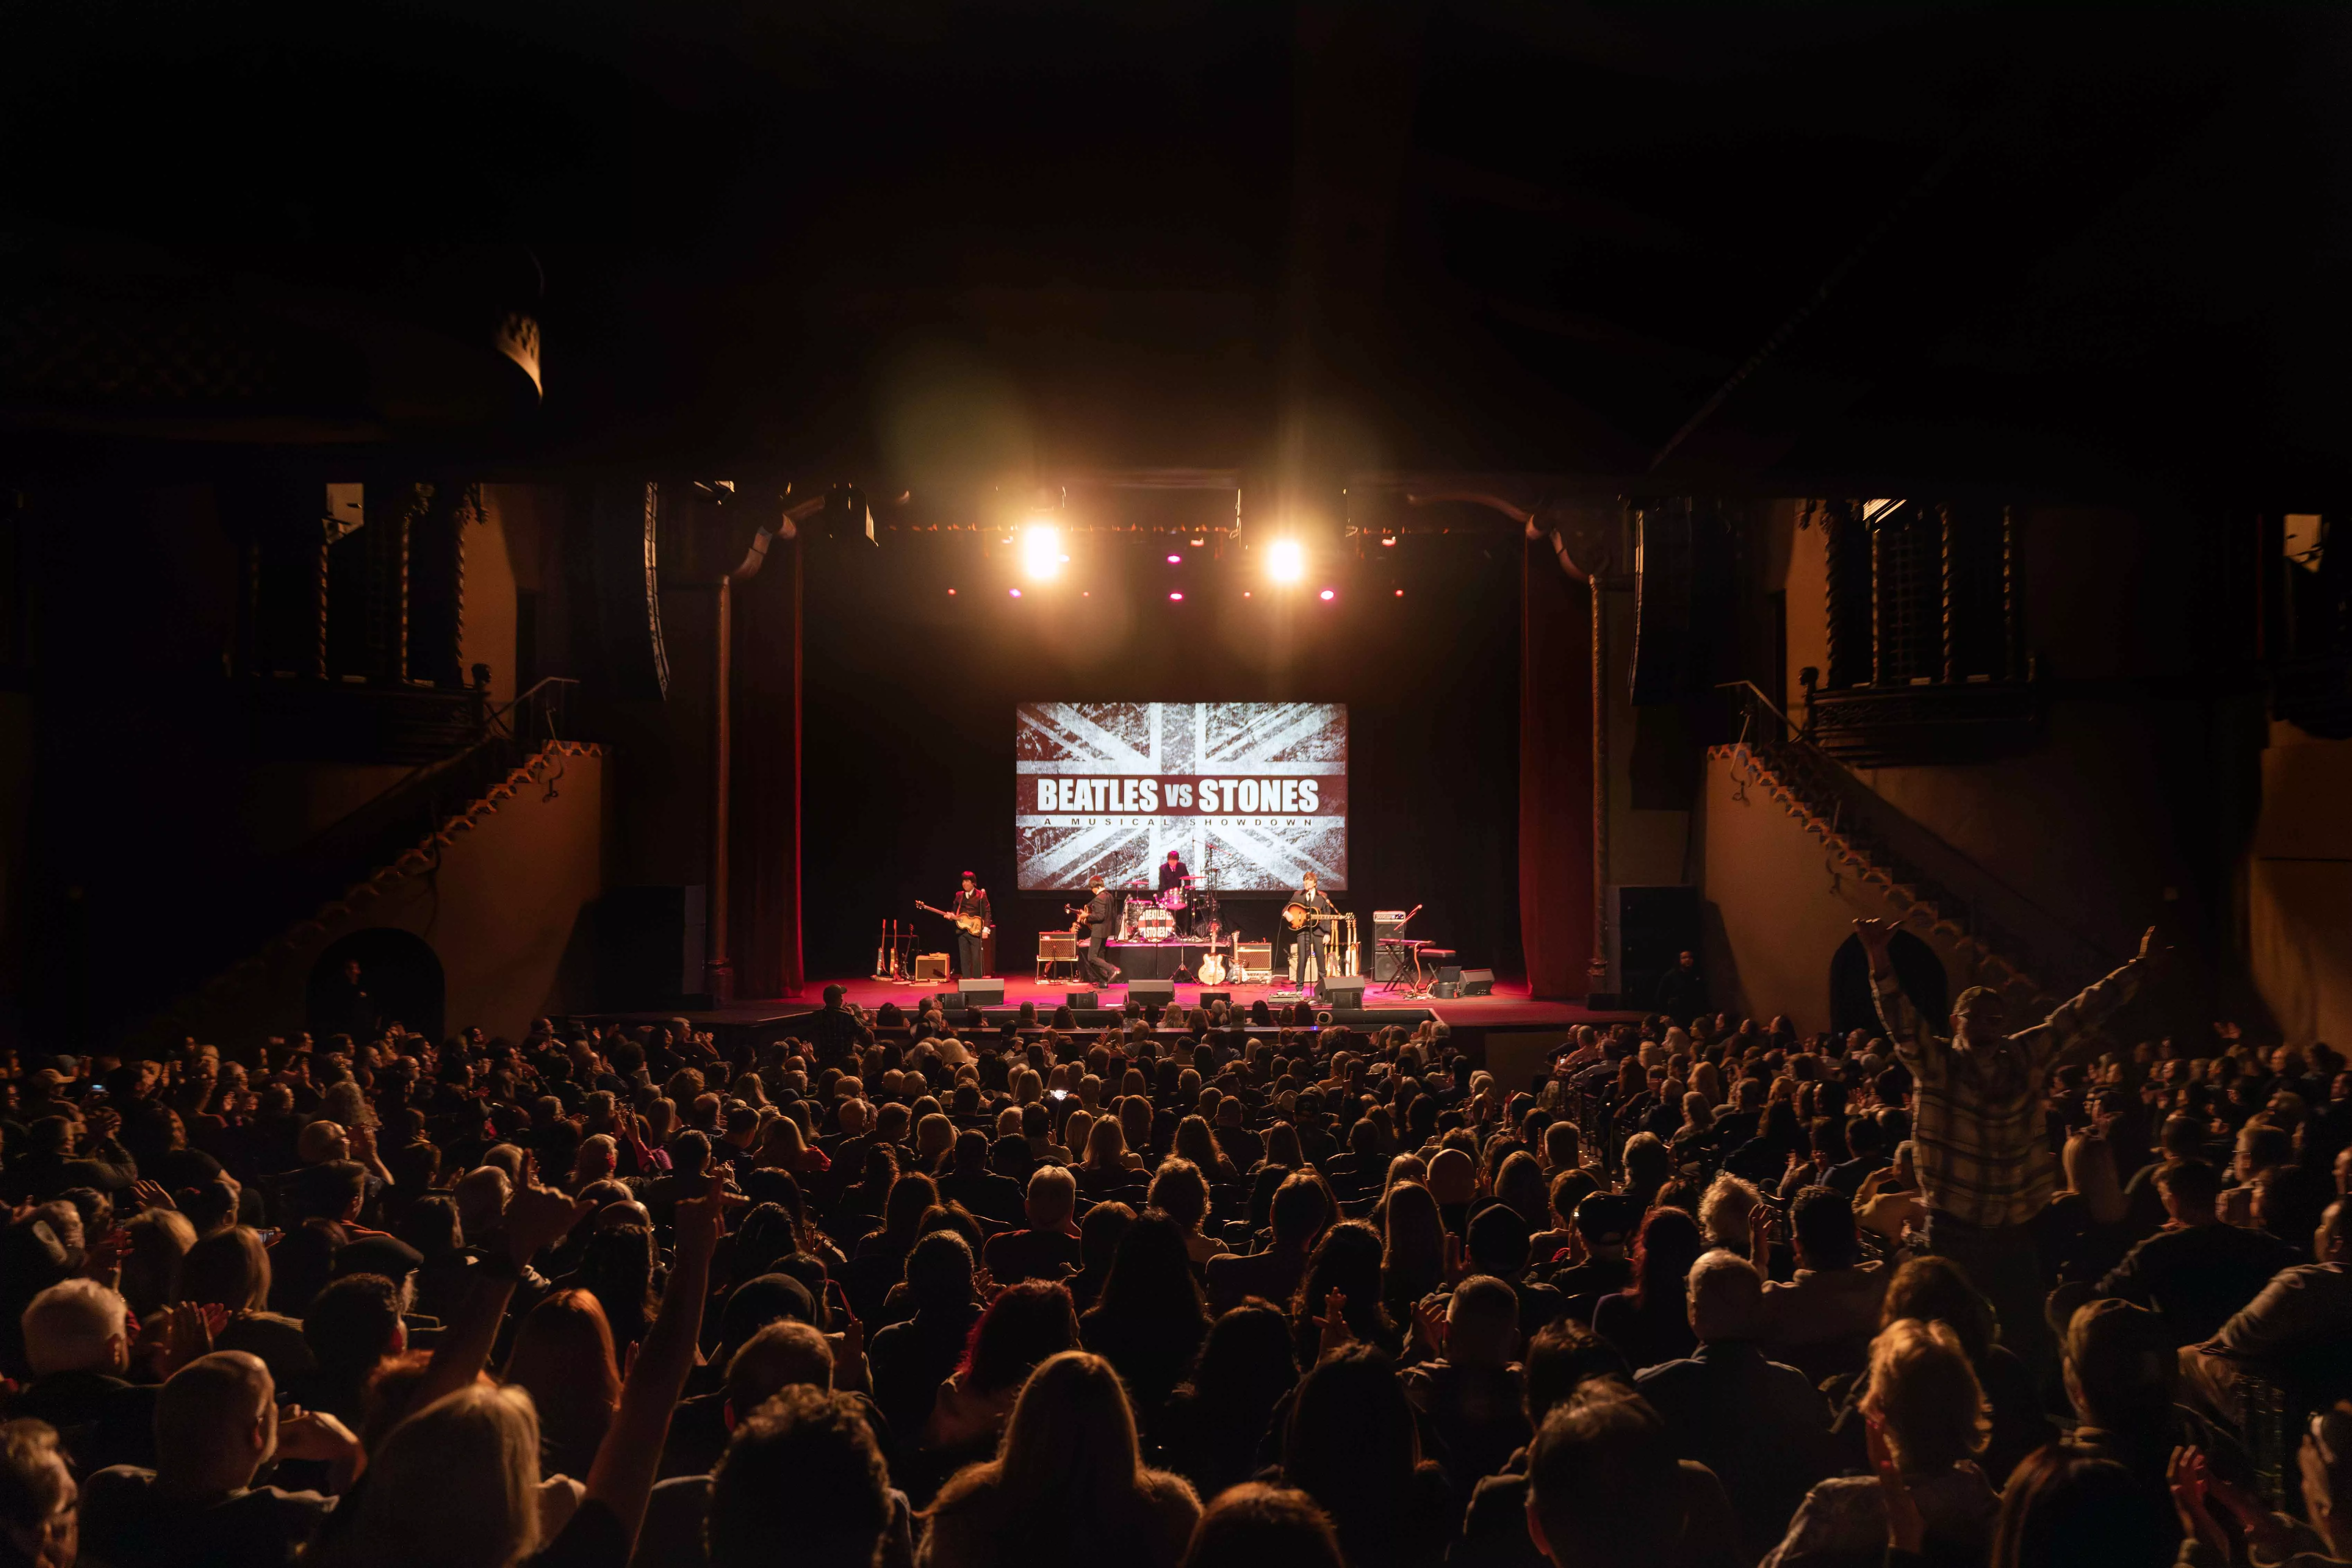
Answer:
[[597, 977, 1642, 1095]]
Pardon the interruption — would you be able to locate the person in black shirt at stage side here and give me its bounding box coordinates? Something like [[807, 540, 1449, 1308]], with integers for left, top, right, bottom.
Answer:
[[1288, 870, 1337, 995], [1080, 875, 1122, 985], [1653, 950, 1708, 1023], [952, 872, 993, 980]]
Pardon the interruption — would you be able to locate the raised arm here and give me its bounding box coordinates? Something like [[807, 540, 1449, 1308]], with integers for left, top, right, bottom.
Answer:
[[410, 1183, 588, 1414], [2027, 926, 2161, 1071], [582, 1172, 737, 1549], [1854, 919, 1929, 1065]]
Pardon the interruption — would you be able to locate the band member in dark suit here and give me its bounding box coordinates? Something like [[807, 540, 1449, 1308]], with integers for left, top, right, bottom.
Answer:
[[1289, 870, 1336, 994], [952, 872, 992, 979], [1079, 874, 1122, 985]]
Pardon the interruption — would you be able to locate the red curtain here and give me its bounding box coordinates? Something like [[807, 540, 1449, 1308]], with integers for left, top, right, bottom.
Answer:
[[730, 539, 804, 997], [1520, 541, 1596, 998]]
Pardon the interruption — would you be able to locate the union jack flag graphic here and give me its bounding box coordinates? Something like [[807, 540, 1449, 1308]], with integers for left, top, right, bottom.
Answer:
[[1015, 701, 1348, 891]]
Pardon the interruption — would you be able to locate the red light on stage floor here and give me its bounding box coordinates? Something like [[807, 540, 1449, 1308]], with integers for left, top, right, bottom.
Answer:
[[1319, 589, 1335, 601]]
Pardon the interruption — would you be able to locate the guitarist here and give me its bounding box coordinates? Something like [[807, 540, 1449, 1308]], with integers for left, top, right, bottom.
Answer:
[[951, 871, 993, 979], [1289, 870, 1336, 995], [1077, 873, 1122, 986]]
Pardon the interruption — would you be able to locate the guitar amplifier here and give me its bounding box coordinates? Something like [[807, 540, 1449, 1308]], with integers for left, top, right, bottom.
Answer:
[[913, 953, 950, 980], [1234, 941, 1273, 982], [1372, 911, 1411, 980], [1036, 933, 1077, 962]]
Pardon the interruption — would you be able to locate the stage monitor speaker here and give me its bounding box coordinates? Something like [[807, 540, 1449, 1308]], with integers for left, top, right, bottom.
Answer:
[[1127, 978, 1176, 1005], [1322, 975, 1366, 1006], [957, 978, 1005, 1007], [1617, 884, 1700, 1012], [1458, 968, 1496, 997], [1065, 990, 1099, 1009], [1198, 991, 1232, 1009], [1432, 980, 1460, 998], [1438, 964, 1463, 983]]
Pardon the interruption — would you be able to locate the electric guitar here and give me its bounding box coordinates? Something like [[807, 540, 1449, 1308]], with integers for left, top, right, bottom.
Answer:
[[915, 900, 990, 937], [1196, 941, 1228, 985]]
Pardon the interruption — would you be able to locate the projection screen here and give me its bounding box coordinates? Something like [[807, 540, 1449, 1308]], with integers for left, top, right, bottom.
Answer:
[[1015, 701, 1348, 891]]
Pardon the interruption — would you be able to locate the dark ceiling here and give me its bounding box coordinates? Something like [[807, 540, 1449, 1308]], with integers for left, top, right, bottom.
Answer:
[[6, 1, 2349, 502]]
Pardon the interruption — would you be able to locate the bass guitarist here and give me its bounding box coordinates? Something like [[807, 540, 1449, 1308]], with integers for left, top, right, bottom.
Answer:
[[947, 872, 993, 979]]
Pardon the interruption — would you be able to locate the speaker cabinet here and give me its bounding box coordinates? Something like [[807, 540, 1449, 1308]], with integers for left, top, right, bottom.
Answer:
[[1458, 968, 1496, 997], [913, 953, 950, 981], [1323, 975, 1367, 1006], [1127, 978, 1176, 1004], [1064, 990, 1099, 1009], [957, 978, 1006, 1007], [1197, 991, 1232, 1009]]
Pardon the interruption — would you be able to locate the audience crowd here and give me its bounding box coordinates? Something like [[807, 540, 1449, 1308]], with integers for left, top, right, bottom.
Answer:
[[2, 916, 2350, 1568]]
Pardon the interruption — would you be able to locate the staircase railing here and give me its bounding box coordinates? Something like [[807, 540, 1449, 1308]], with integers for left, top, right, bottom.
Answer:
[[1713, 680, 2110, 1003]]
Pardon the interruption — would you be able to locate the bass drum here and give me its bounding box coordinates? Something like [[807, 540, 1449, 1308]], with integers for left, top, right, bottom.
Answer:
[[1159, 887, 1188, 911], [1135, 908, 1177, 941]]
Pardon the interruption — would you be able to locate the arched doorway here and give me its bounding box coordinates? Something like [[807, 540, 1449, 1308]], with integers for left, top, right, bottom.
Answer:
[[308, 928, 445, 1042], [1829, 929, 1948, 1041]]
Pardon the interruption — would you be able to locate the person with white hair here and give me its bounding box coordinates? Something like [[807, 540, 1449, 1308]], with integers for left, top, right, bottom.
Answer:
[[1633, 1252, 1834, 1560], [8, 1278, 183, 1475]]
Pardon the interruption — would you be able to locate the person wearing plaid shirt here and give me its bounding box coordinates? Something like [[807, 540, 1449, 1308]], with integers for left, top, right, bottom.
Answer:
[[1858, 916, 2161, 1372]]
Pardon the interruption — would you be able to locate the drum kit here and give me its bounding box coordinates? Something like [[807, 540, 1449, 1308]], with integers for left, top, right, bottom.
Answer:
[[1117, 876, 1215, 942]]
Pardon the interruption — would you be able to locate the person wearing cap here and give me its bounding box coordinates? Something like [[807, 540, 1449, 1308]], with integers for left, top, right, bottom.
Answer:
[[1855, 915, 2162, 1375]]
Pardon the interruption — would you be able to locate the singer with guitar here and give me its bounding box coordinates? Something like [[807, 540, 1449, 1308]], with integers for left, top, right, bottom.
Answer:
[[915, 872, 994, 979], [1283, 869, 1338, 996]]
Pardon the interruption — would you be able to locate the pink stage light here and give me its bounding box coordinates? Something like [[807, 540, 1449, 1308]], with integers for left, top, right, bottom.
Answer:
[[947, 588, 957, 595], [1167, 553, 1182, 564], [1319, 589, 1335, 601], [1394, 589, 1403, 597], [1008, 588, 1022, 598], [1169, 591, 1184, 601]]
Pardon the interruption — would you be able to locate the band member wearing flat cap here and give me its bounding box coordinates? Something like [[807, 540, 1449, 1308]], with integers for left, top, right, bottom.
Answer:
[[952, 872, 992, 978]]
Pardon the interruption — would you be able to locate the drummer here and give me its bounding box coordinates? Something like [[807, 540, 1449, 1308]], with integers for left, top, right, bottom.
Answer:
[[1157, 848, 1192, 934]]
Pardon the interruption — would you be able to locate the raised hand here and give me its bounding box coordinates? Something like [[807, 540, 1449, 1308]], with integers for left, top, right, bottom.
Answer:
[[2169, 1446, 2229, 1560], [132, 1180, 175, 1212], [1412, 1296, 1449, 1361], [504, 1184, 593, 1266], [1852, 917, 1895, 958], [1314, 1288, 1356, 1362], [275, 1406, 362, 1463], [672, 1173, 743, 1268]]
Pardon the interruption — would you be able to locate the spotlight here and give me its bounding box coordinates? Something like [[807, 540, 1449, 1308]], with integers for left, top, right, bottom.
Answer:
[[1021, 524, 1061, 580], [1393, 589, 1403, 597], [1009, 588, 1022, 599], [1167, 554, 1182, 564], [1319, 589, 1335, 601], [1267, 539, 1304, 583], [1381, 535, 1398, 547], [948, 588, 957, 595], [1169, 591, 1184, 601]]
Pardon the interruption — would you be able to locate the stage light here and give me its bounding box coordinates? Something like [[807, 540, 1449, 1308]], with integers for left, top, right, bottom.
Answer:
[[948, 588, 957, 595], [1167, 553, 1182, 564], [1319, 588, 1336, 601], [1381, 535, 1398, 547], [1169, 591, 1184, 601], [1393, 589, 1403, 597], [1021, 524, 1061, 580], [1267, 538, 1304, 583], [1008, 588, 1022, 599]]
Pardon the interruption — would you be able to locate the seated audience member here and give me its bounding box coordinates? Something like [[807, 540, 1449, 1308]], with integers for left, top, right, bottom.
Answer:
[[909, 1281, 1081, 1504], [919, 1350, 1200, 1568], [1592, 1206, 1704, 1372], [1836, 1255, 2048, 1490], [1522, 1381, 1744, 1568], [1955, 1444, 2172, 1568], [867, 1233, 985, 1444], [1758, 1186, 1887, 1385], [1452, 1323, 1638, 1568], [1401, 1275, 1530, 1505], [1276, 1345, 1457, 1568], [2089, 1158, 2298, 1345], [79, 1350, 360, 1568], [693, 1383, 913, 1568], [2182, 1196, 2352, 1428], [1636, 1251, 1833, 1559], [7, 1278, 158, 1475], [176, 1226, 316, 1387], [1546, 1193, 1637, 1321], [0, 1418, 77, 1568], [1159, 1303, 1303, 1506], [1080, 1213, 1213, 1436], [1464, 1204, 1566, 1339], [501, 1289, 622, 1481], [1068, 1201, 1134, 1314], [2061, 1298, 2245, 1513], [981, 1166, 1083, 1285], [1179, 1482, 1346, 1568], [295, 1273, 406, 1427], [1206, 1174, 1328, 1315], [1761, 1318, 1998, 1568]]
